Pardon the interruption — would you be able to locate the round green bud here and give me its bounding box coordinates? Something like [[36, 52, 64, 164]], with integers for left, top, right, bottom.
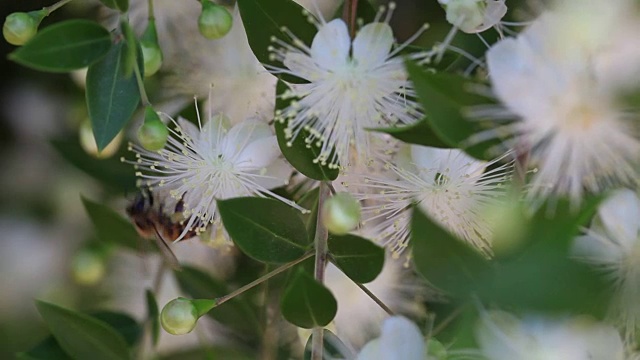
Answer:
[[161, 298, 199, 335], [71, 249, 106, 286], [138, 107, 169, 151], [426, 338, 448, 360], [198, 2, 233, 40], [3, 12, 41, 46], [322, 192, 361, 235], [141, 43, 162, 77]]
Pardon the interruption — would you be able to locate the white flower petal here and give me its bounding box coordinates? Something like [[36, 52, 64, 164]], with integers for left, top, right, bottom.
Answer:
[[353, 23, 394, 68], [378, 316, 425, 360], [598, 189, 640, 249], [572, 234, 622, 265], [252, 158, 291, 189], [177, 117, 199, 141], [310, 19, 350, 70], [235, 135, 280, 170], [475, 0, 507, 32], [283, 52, 324, 81]]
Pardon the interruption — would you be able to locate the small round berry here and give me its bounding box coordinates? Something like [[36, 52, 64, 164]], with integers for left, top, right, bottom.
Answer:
[[160, 298, 199, 335], [322, 192, 361, 235]]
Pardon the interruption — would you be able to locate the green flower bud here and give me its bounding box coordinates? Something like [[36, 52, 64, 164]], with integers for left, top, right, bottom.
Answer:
[[3, 10, 45, 46], [138, 106, 169, 151], [426, 338, 448, 360], [322, 192, 361, 235], [141, 18, 163, 77], [198, 1, 232, 40], [161, 298, 199, 335], [71, 249, 106, 286]]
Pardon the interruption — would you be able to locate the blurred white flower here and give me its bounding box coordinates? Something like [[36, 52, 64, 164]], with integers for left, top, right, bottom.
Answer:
[[476, 311, 627, 360], [485, 0, 640, 204], [438, 0, 507, 34], [356, 316, 425, 360], [324, 258, 425, 349], [572, 189, 640, 340], [127, 107, 298, 243], [352, 145, 510, 257], [271, 4, 426, 168]]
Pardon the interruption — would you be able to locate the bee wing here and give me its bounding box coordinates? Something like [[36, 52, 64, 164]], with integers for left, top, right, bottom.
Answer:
[[151, 226, 182, 271]]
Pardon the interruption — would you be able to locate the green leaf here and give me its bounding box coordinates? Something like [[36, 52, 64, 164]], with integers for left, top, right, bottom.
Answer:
[[82, 196, 140, 250], [173, 266, 261, 337], [159, 347, 255, 360], [90, 311, 142, 347], [35, 301, 131, 360], [328, 234, 384, 283], [51, 137, 136, 193], [86, 41, 141, 151], [145, 290, 160, 346], [274, 81, 339, 180], [303, 329, 349, 360], [482, 196, 609, 315], [17, 337, 72, 360], [411, 207, 491, 297], [370, 119, 450, 148], [218, 197, 308, 263], [9, 20, 111, 72], [281, 269, 338, 328], [299, 187, 320, 237], [405, 60, 504, 160], [237, 0, 316, 83]]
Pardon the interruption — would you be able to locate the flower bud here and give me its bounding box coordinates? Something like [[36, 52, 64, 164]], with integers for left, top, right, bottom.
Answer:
[[161, 298, 199, 335], [138, 106, 169, 151], [141, 18, 163, 77], [426, 339, 448, 360], [198, 1, 232, 40], [322, 192, 361, 235], [441, 0, 485, 33], [3, 10, 45, 46], [71, 248, 106, 286], [79, 120, 122, 158]]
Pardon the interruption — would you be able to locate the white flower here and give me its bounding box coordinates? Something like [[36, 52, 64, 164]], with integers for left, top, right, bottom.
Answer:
[[476, 311, 627, 360], [271, 5, 426, 168], [356, 316, 425, 360], [324, 258, 425, 349], [485, 0, 640, 204], [127, 108, 300, 243], [438, 0, 507, 34], [351, 145, 510, 257], [572, 189, 640, 340]]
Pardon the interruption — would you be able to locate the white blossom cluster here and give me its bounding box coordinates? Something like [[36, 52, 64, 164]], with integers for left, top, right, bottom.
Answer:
[[123, 0, 640, 356]]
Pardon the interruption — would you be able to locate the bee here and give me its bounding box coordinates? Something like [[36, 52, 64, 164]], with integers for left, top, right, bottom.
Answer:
[[126, 188, 196, 270]]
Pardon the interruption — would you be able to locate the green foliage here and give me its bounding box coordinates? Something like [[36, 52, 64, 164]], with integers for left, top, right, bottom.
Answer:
[[218, 197, 309, 263], [405, 60, 504, 160], [81, 196, 140, 250], [237, 0, 316, 84], [34, 301, 132, 360], [86, 41, 141, 151], [173, 266, 261, 337], [9, 20, 111, 72], [370, 119, 450, 148], [281, 269, 338, 329], [328, 234, 384, 283], [303, 329, 349, 360], [274, 81, 340, 180]]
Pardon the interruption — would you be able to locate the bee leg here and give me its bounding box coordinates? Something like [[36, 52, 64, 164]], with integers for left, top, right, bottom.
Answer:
[[151, 225, 182, 271]]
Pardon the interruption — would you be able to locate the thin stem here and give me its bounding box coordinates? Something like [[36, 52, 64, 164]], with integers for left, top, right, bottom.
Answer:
[[355, 282, 395, 316], [327, 182, 337, 195], [342, 0, 359, 39], [215, 252, 314, 307], [431, 303, 468, 337], [311, 181, 331, 360], [44, 0, 73, 15], [134, 63, 151, 107], [147, 0, 155, 19]]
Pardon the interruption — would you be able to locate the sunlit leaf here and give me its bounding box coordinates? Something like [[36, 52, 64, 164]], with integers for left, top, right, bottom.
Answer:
[[9, 20, 111, 72], [145, 290, 160, 346]]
